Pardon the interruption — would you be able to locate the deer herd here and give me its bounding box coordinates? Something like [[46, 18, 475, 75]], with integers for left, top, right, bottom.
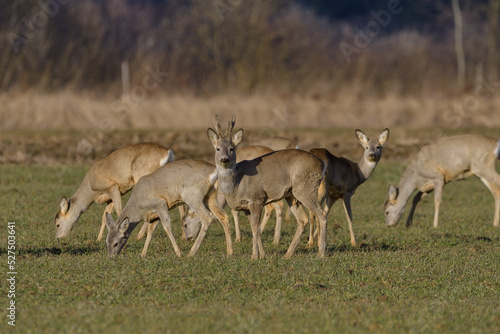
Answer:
[[54, 115, 500, 259]]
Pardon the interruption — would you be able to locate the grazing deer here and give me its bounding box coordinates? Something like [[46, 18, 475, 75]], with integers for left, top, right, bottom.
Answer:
[[55, 143, 174, 241], [105, 159, 233, 258], [207, 115, 328, 259], [182, 145, 285, 244], [384, 134, 500, 228], [308, 129, 390, 247]]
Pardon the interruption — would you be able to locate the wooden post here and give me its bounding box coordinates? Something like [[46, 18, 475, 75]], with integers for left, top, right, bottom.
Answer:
[[121, 60, 130, 98], [452, 0, 465, 91]]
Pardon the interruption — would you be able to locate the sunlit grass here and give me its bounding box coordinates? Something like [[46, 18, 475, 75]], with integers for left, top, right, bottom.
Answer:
[[1, 163, 499, 333]]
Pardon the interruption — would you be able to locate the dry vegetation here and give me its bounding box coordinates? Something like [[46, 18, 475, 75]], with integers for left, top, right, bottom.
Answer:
[[1, 1, 500, 130]]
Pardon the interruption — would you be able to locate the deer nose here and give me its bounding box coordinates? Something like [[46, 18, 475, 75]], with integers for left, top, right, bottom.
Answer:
[[220, 157, 230, 164], [368, 153, 376, 159]]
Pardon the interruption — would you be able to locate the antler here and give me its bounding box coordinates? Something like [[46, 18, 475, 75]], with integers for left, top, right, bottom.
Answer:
[[213, 114, 224, 136], [225, 114, 236, 137], [213, 114, 237, 138]]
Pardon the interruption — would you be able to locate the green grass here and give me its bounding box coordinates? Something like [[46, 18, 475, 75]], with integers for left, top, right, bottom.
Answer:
[[1, 163, 500, 333]]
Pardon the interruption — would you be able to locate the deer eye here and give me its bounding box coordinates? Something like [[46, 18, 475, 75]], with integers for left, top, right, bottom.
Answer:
[[113, 243, 118, 248]]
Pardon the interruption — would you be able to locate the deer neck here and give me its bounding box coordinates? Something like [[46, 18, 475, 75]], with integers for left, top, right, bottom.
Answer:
[[394, 164, 419, 209], [68, 174, 99, 219], [215, 164, 239, 196], [357, 156, 378, 183]]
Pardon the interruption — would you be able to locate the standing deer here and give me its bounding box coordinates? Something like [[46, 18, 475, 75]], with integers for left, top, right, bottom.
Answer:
[[54, 143, 174, 241], [182, 145, 285, 244], [308, 129, 390, 247], [207, 114, 328, 259], [384, 134, 500, 228], [105, 159, 233, 258]]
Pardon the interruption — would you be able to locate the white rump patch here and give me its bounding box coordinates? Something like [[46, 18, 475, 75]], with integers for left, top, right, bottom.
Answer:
[[160, 150, 175, 166], [209, 170, 218, 185], [495, 141, 500, 160]]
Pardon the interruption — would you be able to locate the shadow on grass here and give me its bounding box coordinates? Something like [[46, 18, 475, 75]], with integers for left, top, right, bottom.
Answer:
[[430, 232, 499, 244], [286, 241, 401, 257], [16, 245, 102, 257]]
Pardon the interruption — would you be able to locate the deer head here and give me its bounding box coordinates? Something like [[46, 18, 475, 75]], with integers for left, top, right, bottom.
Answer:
[[207, 114, 244, 169]]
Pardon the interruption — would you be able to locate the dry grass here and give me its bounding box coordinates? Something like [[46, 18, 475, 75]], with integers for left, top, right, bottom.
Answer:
[[1, 91, 500, 132]]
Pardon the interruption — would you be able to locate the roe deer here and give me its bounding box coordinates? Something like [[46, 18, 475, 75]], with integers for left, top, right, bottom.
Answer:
[[309, 129, 390, 247], [207, 115, 328, 259], [182, 145, 285, 244], [384, 134, 500, 228], [250, 136, 299, 151], [105, 159, 233, 258], [55, 143, 174, 241]]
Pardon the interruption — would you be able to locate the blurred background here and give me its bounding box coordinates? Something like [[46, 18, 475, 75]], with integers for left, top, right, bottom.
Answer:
[[0, 0, 499, 130]]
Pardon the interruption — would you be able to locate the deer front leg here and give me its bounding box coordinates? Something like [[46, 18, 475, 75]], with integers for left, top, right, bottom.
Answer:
[[432, 179, 444, 228], [136, 221, 149, 240], [98, 202, 114, 241], [271, 201, 283, 246], [187, 210, 211, 258], [342, 195, 357, 247], [479, 177, 500, 227], [259, 204, 273, 234], [208, 195, 233, 256], [156, 203, 182, 257], [140, 219, 159, 258], [232, 209, 242, 242], [249, 203, 265, 260], [406, 191, 424, 227]]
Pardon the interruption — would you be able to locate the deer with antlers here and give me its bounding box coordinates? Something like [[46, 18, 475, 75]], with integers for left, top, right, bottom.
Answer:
[[207, 115, 328, 259]]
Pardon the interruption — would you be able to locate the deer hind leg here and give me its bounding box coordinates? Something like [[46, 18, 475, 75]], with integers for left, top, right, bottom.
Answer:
[[156, 203, 182, 257], [479, 177, 500, 227], [309, 196, 334, 248], [208, 193, 233, 256], [284, 199, 309, 259], [178, 204, 187, 240], [99, 202, 115, 241], [307, 209, 316, 248], [140, 219, 159, 258]]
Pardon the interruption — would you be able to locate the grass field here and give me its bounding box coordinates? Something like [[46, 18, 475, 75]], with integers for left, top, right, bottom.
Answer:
[[1, 157, 500, 333]]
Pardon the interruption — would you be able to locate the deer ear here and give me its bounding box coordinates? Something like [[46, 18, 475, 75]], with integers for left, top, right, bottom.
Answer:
[[355, 129, 369, 146], [118, 218, 130, 233], [105, 212, 116, 230], [388, 185, 399, 203], [207, 128, 219, 147], [59, 197, 69, 214], [378, 128, 390, 146], [232, 129, 244, 146]]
